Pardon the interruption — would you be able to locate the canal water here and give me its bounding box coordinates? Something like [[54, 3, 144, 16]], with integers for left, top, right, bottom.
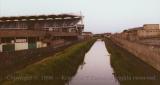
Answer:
[[68, 39, 119, 85]]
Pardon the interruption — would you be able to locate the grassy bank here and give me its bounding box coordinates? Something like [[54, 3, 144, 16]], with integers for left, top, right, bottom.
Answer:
[[2, 39, 96, 85], [104, 38, 160, 85]]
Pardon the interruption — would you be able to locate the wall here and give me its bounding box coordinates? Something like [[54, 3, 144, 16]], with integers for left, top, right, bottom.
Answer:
[[36, 41, 47, 48], [0, 43, 15, 52], [42, 43, 47, 47], [50, 39, 65, 47], [36, 41, 43, 48], [138, 30, 160, 38], [111, 37, 160, 71], [0, 42, 46, 52], [0, 40, 80, 74], [15, 43, 28, 51], [0, 44, 2, 52], [144, 24, 160, 30]]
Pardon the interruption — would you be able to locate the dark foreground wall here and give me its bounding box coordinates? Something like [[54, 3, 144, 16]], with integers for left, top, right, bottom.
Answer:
[[110, 37, 160, 72]]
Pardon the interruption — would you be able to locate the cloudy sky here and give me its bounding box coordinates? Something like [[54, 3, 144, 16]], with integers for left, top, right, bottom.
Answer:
[[0, 0, 160, 33]]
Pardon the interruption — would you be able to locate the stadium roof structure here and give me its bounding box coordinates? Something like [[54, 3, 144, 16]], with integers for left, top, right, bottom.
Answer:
[[0, 14, 82, 22]]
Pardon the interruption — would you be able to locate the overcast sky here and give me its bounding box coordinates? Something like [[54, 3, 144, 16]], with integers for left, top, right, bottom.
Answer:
[[0, 0, 160, 33]]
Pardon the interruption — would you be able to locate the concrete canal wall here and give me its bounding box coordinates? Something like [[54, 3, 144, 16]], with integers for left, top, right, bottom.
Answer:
[[110, 37, 160, 71]]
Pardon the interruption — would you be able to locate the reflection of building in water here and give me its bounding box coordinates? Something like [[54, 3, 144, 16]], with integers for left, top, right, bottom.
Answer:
[[0, 14, 84, 52]]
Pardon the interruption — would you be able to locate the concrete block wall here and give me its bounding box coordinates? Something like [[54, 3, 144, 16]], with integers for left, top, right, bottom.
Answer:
[[0, 44, 2, 52], [111, 37, 160, 71], [15, 43, 28, 51]]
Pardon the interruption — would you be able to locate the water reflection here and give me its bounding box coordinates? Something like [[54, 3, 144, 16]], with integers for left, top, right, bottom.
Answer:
[[68, 39, 119, 85], [105, 39, 160, 85]]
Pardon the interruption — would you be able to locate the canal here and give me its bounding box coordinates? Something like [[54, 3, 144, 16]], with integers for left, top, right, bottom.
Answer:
[[2, 39, 160, 85], [67, 39, 160, 85], [68, 39, 119, 85]]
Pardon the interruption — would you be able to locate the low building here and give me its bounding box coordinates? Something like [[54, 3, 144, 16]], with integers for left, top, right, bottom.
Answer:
[[82, 32, 93, 40], [138, 24, 160, 39], [103, 33, 112, 37], [121, 24, 160, 41], [143, 24, 160, 30]]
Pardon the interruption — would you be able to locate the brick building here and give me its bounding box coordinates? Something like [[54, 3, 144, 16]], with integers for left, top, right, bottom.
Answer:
[[119, 24, 160, 41]]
